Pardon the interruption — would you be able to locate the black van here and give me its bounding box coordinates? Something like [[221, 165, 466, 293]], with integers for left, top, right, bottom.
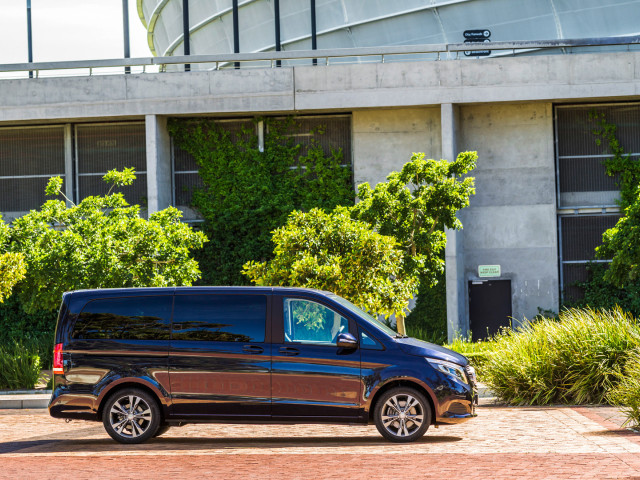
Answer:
[[49, 287, 477, 444]]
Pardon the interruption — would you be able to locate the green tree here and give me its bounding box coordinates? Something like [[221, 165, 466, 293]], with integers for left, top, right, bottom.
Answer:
[[244, 152, 477, 329], [0, 219, 26, 303], [243, 208, 417, 319], [351, 151, 477, 333], [597, 188, 640, 288], [587, 112, 640, 290], [6, 169, 208, 313]]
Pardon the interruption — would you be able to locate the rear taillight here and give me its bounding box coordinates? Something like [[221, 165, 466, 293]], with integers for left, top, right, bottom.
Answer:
[[53, 343, 64, 375]]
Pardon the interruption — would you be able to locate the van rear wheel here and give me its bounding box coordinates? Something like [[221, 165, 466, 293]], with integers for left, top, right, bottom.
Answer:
[[102, 388, 160, 444], [374, 387, 431, 442]]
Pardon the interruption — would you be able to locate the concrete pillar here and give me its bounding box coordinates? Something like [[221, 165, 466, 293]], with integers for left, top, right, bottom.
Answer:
[[442, 103, 467, 342], [63, 124, 74, 204], [145, 114, 172, 214]]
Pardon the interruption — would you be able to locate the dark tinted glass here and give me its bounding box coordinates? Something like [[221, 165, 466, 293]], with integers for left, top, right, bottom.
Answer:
[[172, 295, 267, 343], [73, 296, 172, 340], [360, 329, 383, 350]]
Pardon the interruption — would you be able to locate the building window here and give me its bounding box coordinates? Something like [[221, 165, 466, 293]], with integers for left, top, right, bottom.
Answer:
[[0, 122, 149, 221], [0, 126, 65, 219], [558, 214, 620, 302], [75, 123, 147, 207], [555, 103, 640, 301]]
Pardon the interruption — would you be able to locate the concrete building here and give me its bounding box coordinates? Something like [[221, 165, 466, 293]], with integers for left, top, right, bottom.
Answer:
[[1, 2, 640, 339]]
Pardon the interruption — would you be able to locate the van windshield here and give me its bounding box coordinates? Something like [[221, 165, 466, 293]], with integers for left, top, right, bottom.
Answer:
[[328, 294, 398, 337]]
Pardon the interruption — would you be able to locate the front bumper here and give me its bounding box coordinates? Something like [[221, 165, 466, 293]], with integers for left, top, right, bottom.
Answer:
[[434, 381, 478, 425]]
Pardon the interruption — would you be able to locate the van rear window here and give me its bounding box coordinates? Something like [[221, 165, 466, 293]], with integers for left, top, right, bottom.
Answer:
[[172, 295, 266, 343], [72, 296, 172, 340]]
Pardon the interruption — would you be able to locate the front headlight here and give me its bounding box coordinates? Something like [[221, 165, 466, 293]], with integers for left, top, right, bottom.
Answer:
[[426, 358, 469, 384]]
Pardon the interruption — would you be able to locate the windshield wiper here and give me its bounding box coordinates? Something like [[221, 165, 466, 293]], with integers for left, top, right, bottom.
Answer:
[[393, 334, 409, 339]]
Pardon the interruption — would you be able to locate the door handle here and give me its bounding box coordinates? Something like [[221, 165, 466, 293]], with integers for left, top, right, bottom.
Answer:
[[242, 345, 264, 354], [279, 346, 300, 356]]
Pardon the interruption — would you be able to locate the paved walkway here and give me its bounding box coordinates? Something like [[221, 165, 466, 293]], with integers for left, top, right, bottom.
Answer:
[[1, 404, 639, 479]]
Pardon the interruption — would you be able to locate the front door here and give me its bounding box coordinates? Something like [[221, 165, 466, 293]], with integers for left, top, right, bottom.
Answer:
[[469, 280, 512, 341], [271, 295, 362, 421], [168, 293, 271, 419]]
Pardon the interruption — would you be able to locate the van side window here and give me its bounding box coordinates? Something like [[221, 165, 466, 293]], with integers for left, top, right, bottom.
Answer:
[[283, 298, 348, 345], [73, 296, 172, 340], [172, 295, 266, 343], [360, 329, 383, 350]]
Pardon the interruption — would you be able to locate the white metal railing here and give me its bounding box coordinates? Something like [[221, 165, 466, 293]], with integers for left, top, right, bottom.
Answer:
[[0, 36, 638, 78]]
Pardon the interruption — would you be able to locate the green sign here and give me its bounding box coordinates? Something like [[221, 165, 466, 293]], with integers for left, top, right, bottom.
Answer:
[[478, 265, 501, 277]]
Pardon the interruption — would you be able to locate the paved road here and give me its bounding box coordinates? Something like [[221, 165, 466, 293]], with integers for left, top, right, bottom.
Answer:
[[1, 404, 639, 480]]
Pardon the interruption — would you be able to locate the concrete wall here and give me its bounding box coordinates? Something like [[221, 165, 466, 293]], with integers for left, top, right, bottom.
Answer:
[[1, 52, 639, 124], [353, 103, 559, 330], [458, 102, 559, 325], [352, 108, 441, 188]]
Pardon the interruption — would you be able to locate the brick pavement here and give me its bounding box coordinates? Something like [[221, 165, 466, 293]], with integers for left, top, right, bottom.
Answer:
[[1, 405, 639, 480]]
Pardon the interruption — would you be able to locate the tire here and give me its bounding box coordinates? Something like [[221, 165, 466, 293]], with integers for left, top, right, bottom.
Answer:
[[154, 424, 171, 437], [374, 387, 431, 443], [102, 388, 161, 444]]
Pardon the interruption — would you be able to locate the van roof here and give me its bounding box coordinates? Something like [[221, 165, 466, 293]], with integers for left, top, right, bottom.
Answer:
[[63, 286, 333, 301]]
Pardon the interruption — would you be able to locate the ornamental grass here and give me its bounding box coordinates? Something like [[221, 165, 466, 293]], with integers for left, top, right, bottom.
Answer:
[[0, 340, 42, 390], [608, 349, 640, 427], [481, 307, 640, 405]]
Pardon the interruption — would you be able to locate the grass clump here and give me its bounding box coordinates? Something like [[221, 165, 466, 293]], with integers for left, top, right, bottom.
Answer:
[[482, 307, 640, 405], [608, 350, 640, 427], [0, 340, 42, 390]]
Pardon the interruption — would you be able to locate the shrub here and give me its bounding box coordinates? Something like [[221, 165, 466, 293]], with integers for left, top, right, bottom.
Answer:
[[6, 170, 207, 313], [482, 307, 640, 405], [0, 340, 42, 390], [169, 117, 354, 287], [570, 263, 640, 318], [405, 324, 447, 346], [405, 269, 447, 345], [243, 208, 417, 319], [0, 219, 26, 303], [608, 350, 640, 427]]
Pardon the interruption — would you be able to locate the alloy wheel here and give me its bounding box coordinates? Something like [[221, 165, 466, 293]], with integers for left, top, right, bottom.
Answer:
[[108, 394, 154, 440], [380, 393, 425, 438]]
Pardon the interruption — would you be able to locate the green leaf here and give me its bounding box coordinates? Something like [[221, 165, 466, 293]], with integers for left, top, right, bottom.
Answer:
[[45, 177, 64, 197]]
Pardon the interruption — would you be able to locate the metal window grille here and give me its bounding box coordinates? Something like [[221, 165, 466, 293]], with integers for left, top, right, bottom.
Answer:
[[558, 214, 620, 302], [0, 126, 65, 214], [75, 123, 147, 207], [270, 115, 352, 164], [556, 104, 640, 208], [554, 103, 640, 301]]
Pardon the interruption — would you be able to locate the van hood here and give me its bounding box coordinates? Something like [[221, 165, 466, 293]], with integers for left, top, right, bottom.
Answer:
[[395, 337, 468, 366]]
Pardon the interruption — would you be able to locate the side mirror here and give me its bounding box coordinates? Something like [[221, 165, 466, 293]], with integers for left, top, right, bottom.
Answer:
[[336, 332, 358, 349]]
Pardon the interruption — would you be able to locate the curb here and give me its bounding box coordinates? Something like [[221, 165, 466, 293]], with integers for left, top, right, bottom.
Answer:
[[477, 383, 494, 398], [0, 391, 51, 410]]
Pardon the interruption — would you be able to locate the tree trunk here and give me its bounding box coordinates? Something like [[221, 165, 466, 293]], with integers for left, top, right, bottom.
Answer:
[[396, 312, 406, 335]]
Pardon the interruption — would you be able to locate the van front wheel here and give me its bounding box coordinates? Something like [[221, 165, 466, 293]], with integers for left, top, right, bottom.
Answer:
[[374, 387, 431, 442], [102, 388, 161, 444]]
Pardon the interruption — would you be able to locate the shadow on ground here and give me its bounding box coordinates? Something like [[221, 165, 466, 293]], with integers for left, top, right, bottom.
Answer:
[[0, 433, 463, 455]]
